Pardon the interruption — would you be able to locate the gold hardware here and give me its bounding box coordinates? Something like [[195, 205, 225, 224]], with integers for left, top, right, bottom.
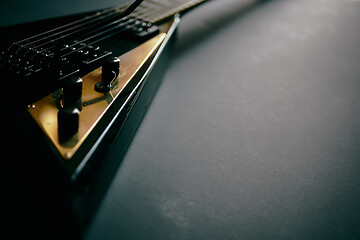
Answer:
[[27, 33, 166, 161]]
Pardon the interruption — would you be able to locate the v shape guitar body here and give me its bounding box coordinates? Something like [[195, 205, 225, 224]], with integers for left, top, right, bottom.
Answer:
[[0, 0, 209, 237]]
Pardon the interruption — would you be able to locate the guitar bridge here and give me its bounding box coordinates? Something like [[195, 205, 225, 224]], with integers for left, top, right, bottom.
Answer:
[[27, 33, 166, 171]]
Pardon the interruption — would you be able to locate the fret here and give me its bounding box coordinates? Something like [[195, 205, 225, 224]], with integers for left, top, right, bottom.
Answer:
[[130, 0, 208, 23]]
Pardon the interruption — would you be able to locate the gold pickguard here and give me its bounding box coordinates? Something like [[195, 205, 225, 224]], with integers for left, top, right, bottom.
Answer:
[[28, 33, 166, 161]]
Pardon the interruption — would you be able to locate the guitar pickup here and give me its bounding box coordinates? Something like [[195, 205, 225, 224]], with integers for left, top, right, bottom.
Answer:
[[129, 21, 160, 38], [62, 43, 112, 65], [59, 63, 80, 80], [81, 49, 112, 65]]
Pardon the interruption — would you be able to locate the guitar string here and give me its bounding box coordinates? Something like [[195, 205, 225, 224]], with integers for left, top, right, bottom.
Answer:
[[30, 14, 142, 62], [32, 0, 146, 65], [10, 0, 207, 52], [13, 0, 185, 54], [35, 22, 140, 70], [59, 20, 141, 57], [56, 0, 191, 56], [24, 11, 130, 54], [9, 6, 122, 50], [21, 0, 189, 53], [16, 7, 128, 52], [2, 0, 209, 79], [30, 0, 144, 49], [26, 0, 149, 62], [21, 0, 146, 61], [16, 0, 206, 64], [12, 0, 143, 54]]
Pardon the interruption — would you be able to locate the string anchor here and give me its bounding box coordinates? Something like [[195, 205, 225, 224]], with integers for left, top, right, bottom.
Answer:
[[94, 56, 120, 93]]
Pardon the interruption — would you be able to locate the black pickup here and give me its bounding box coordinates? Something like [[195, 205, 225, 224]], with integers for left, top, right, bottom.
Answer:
[[0, 15, 159, 105]]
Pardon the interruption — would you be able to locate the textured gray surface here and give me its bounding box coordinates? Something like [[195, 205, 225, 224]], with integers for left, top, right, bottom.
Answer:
[[85, 0, 360, 239]]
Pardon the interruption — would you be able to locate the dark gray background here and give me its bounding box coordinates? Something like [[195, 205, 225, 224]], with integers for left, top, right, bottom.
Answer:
[[2, 0, 359, 239], [83, 0, 360, 239]]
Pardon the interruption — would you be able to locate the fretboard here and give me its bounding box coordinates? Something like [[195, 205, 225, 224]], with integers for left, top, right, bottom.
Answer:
[[128, 0, 209, 23]]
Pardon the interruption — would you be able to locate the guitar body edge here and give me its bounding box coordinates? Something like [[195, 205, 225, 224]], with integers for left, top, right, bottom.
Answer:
[[71, 15, 180, 235], [0, 15, 180, 239]]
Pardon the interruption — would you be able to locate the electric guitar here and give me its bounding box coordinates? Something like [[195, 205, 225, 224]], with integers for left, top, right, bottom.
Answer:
[[1, 0, 213, 237], [1, 0, 207, 173]]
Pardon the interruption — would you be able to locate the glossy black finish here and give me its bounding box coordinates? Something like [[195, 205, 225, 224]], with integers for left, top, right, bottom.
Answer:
[[63, 76, 83, 108], [0, 5, 178, 239], [58, 107, 80, 140], [72, 30, 177, 233], [95, 56, 120, 93]]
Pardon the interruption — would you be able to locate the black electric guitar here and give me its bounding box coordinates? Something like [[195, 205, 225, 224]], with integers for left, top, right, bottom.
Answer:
[[1, 0, 212, 238], [1, 0, 207, 173]]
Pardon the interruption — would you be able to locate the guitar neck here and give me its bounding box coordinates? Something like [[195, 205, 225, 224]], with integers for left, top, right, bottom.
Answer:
[[128, 0, 209, 23]]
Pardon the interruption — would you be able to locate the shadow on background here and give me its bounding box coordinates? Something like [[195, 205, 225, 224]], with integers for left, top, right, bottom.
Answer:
[[175, 0, 274, 57]]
